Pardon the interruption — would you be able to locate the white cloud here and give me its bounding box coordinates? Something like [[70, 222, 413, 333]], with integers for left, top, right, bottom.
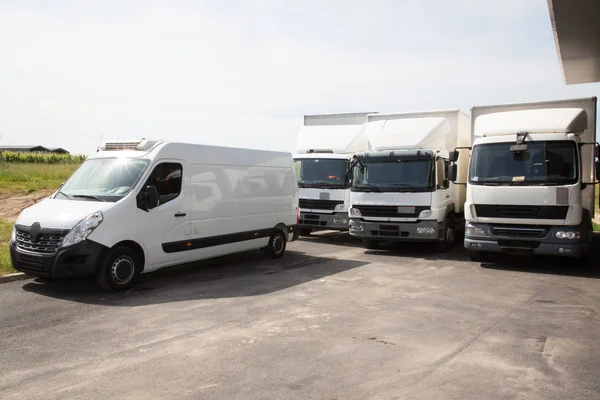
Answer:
[[0, 0, 599, 155]]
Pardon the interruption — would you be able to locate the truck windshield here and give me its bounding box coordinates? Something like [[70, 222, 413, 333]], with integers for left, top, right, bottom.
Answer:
[[352, 158, 434, 192], [57, 158, 149, 202], [469, 141, 578, 185], [294, 158, 348, 188]]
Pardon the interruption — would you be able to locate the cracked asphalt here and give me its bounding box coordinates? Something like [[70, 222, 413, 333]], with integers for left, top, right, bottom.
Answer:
[[1, 232, 600, 399]]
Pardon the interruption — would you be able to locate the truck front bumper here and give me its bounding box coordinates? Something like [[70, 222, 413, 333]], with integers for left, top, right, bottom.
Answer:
[[10, 239, 107, 279], [349, 219, 440, 242], [298, 211, 349, 231], [464, 222, 588, 258]]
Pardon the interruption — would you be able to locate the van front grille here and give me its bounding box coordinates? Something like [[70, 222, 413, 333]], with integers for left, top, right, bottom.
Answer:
[[16, 230, 64, 255]]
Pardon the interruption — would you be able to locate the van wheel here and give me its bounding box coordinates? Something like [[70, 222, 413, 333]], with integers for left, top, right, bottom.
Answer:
[[363, 239, 379, 250], [436, 216, 455, 253], [265, 231, 287, 259], [96, 247, 141, 292]]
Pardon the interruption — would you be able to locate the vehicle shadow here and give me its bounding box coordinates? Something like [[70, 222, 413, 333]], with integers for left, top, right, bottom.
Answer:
[[21, 249, 368, 306], [296, 230, 362, 248], [362, 238, 468, 262]]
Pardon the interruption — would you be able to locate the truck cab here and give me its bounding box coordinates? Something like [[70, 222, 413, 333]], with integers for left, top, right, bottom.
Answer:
[[348, 110, 470, 251], [293, 112, 375, 236], [458, 97, 598, 261]]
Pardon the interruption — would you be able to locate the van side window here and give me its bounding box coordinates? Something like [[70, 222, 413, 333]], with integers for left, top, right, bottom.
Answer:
[[145, 163, 183, 207]]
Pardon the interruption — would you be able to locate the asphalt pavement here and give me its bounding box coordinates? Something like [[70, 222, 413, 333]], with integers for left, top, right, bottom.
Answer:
[[1, 233, 600, 399]]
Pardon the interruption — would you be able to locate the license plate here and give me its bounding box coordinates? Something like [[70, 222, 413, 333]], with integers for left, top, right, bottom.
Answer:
[[397, 206, 415, 214], [319, 192, 330, 200]]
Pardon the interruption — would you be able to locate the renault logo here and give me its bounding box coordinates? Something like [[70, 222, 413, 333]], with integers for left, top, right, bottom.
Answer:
[[30, 222, 41, 243]]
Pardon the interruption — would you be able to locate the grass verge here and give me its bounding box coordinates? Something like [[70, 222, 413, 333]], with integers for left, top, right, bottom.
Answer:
[[0, 219, 15, 276], [0, 162, 81, 198]]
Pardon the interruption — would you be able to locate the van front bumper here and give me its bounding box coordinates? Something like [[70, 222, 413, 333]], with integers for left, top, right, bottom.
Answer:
[[349, 219, 440, 242], [464, 222, 587, 258], [298, 211, 349, 231], [10, 239, 108, 279]]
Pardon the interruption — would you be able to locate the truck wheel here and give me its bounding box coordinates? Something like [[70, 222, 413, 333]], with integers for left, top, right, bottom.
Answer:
[[468, 251, 488, 262], [96, 247, 141, 292], [298, 228, 312, 237], [265, 231, 287, 259], [362, 239, 379, 250], [435, 216, 455, 253]]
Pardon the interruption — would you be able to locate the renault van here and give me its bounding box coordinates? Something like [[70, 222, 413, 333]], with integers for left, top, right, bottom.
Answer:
[[10, 139, 299, 291]]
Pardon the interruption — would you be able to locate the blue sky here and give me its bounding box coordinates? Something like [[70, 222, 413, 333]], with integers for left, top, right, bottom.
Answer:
[[1, 0, 599, 155]]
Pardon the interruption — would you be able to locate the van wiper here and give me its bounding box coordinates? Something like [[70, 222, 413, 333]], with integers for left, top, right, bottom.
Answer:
[[72, 194, 106, 202], [55, 190, 71, 199]]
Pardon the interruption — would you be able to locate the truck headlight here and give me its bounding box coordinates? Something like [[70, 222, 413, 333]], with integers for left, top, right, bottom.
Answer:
[[334, 203, 345, 212], [349, 208, 362, 217], [466, 225, 487, 236], [555, 231, 580, 240], [62, 211, 103, 247], [418, 210, 432, 218], [11, 226, 16, 243]]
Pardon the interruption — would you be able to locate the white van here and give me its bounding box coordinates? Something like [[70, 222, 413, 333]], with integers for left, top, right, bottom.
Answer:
[[9, 139, 299, 291]]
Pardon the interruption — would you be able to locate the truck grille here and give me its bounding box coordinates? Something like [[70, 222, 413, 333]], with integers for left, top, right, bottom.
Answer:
[[354, 205, 429, 218], [490, 225, 548, 238], [299, 199, 343, 211], [16, 229, 64, 255], [475, 205, 568, 220]]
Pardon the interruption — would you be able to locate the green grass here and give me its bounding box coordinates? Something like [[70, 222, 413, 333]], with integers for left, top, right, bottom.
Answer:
[[0, 162, 81, 197], [0, 219, 14, 276]]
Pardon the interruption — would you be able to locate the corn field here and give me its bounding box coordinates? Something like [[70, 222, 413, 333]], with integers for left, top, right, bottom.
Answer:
[[0, 151, 86, 164]]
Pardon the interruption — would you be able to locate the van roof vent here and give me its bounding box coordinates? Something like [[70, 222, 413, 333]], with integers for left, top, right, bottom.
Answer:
[[100, 139, 162, 151]]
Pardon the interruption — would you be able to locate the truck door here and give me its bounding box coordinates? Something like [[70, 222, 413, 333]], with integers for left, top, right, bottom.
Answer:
[[136, 160, 190, 270], [434, 157, 452, 215]]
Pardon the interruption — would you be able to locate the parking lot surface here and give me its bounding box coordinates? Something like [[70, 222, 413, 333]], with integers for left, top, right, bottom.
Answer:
[[1, 233, 600, 399]]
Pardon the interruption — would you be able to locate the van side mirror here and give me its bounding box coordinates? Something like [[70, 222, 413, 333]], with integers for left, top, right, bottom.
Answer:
[[449, 151, 459, 163], [447, 164, 457, 182], [145, 185, 159, 209]]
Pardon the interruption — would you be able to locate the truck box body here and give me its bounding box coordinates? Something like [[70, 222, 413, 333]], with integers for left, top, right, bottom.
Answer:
[[294, 112, 375, 233], [464, 97, 597, 259], [10, 139, 298, 291], [348, 109, 470, 250]]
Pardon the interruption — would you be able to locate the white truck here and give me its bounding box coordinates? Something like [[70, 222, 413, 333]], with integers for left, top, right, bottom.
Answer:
[[294, 112, 375, 236], [450, 97, 598, 261], [348, 109, 470, 251]]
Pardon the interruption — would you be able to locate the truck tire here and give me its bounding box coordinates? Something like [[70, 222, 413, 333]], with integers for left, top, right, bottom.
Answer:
[[468, 251, 489, 262], [435, 216, 455, 253], [298, 228, 312, 237], [96, 246, 141, 292], [265, 231, 287, 259], [362, 239, 379, 250]]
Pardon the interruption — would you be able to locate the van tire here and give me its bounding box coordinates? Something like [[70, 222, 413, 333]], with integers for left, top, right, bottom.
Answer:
[[362, 239, 379, 250], [265, 231, 287, 259], [436, 215, 455, 253], [96, 247, 141, 292]]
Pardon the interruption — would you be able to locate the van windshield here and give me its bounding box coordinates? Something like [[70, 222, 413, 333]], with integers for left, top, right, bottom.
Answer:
[[469, 141, 578, 185], [56, 158, 149, 202], [294, 158, 349, 188]]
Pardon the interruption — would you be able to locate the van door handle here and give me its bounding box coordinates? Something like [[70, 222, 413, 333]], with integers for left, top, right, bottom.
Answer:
[[174, 212, 187, 217]]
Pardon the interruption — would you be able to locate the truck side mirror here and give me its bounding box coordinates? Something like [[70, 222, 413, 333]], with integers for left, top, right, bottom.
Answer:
[[449, 151, 459, 162], [145, 185, 160, 209], [447, 164, 457, 182]]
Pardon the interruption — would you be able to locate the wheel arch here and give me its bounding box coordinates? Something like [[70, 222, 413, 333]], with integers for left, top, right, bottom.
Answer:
[[110, 240, 146, 271]]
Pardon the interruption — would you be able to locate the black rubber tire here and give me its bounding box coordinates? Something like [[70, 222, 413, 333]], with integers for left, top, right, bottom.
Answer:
[[96, 247, 141, 292], [435, 216, 455, 253], [362, 239, 379, 250], [468, 251, 489, 262], [298, 228, 312, 237], [265, 231, 287, 259]]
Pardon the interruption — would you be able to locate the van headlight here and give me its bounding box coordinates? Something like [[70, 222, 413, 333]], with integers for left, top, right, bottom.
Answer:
[[62, 211, 103, 247], [334, 203, 345, 212], [11, 226, 16, 243]]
